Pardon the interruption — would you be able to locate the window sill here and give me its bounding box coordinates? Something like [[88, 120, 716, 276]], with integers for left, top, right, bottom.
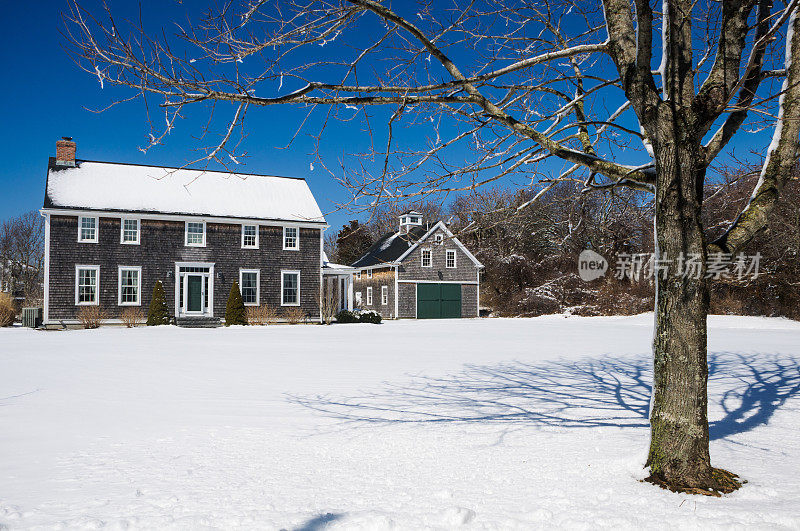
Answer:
[[120, 241, 140, 246], [281, 303, 301, 307]]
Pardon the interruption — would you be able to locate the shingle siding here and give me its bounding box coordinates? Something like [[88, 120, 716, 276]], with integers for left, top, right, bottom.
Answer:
[[461, 284, 478, 318], [396, 228, 479, 283], [47, 215, 321, 322], [395, 227, 480, 319], [397, 283, 416, 318], [352, 267, 396, 319], [351, 226, 481, 319]]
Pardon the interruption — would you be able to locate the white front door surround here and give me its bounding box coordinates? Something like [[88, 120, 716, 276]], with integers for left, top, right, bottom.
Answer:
[[174, 262, 215, 318]]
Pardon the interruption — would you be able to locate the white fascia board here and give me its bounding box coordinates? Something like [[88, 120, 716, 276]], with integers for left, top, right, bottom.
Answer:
[[41, 208, 328, 230], [355, 262, 400, 271]]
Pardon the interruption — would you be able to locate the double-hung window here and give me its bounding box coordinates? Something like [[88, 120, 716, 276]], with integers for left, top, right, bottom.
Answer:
[[281, 270, 300, 306], [367, 269, 373, 279], [118, 266, 141, 305], [446, 250, 456, 268], [356, 271, 361, 280], [283, 226, 299, 250], [366, 286, 373, 305], [241, 225, 258, 249], [185, 221, 206, 246], [240, 269, 260, 305], [421, 248, 432, 267], [381, 286, 388, 305], [75, 265, 100, 305], [78, 216, 98, 243], [121, 218, 140, 244]]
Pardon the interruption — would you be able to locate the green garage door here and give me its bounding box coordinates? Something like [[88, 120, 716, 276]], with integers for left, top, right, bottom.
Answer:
[[417, 283, 462, 319]]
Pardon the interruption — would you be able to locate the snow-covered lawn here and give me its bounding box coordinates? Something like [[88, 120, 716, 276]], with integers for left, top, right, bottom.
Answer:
[[1, 315, 799, 529]]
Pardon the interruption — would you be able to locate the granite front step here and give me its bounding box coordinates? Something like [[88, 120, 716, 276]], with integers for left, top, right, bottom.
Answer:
[[175, 317, 222, 328]]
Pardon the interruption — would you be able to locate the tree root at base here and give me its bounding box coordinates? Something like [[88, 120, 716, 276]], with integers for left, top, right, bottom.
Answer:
[[643, 468, 743, 497]]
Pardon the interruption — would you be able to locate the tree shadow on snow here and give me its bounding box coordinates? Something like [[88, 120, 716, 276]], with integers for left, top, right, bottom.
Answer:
[[287, 352, 800, 441], [291, 512, 342, 531]]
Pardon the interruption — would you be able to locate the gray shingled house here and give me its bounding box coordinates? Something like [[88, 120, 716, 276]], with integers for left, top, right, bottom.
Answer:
[[351, 211, 483, 319], [40, 138, 328, 326]]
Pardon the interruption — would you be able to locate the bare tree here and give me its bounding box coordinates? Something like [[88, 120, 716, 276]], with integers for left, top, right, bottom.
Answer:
[[0, 211, 45, 304], [65, 0, 800, 493]]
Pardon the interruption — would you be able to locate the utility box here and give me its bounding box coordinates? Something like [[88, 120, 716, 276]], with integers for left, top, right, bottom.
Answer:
[[21, 307, 43, 328]]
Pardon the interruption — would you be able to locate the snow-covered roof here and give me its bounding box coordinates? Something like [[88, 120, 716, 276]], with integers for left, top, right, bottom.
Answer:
[[44, 159, 325, 224], [322, 252, 355, 273]]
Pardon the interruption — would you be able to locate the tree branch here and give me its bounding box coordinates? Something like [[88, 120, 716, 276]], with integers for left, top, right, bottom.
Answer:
[[711, 7, 800, 255]]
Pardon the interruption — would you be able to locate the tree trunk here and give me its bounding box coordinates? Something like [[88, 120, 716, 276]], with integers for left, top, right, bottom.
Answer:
[[645, 136, 739, 494]]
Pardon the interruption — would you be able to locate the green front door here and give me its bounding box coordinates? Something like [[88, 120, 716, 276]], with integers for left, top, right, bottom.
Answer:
[[417, 283, 462, 319], [187, 275, 203, 312]]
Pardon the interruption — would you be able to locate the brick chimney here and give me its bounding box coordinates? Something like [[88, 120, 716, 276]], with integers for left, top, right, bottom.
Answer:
[[55, 137, 76, 167]]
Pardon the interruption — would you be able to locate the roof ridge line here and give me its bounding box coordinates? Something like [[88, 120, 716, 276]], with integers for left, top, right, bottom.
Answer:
[[69, 159, 307, 181]]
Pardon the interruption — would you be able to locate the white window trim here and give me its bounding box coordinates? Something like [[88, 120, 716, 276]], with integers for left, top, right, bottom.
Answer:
[[421, 248, 433, 267], [120, 218, 141, 245], [75, 265, 100, 306], [241, 224, 259, 249], [117, 266, 142, 306], [366, 286, 373, 306], [355, 291, 363, 305], [239, 269, 261, 306], [446, 249, 457, 269], [281, 269, 301, 306], [283, 226, 299, 251], [356, 271, 361, 280], [77, 216, 99, 243], [435, 234, 444, 244], [367, 269, 373, 279], [185, 221, 207, 247], [381, 285, 388, 305]]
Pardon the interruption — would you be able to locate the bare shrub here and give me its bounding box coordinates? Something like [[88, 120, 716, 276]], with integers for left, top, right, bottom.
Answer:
[[710, 291, 745, 316], [120, 307, 146, 328], [284, 306, 306, 325], [247, 304, 278, 325], [0, 293, 16, 327], [77, 306, 108, 329], [317, 285, 339, 325], [595, 277, 654, 316]]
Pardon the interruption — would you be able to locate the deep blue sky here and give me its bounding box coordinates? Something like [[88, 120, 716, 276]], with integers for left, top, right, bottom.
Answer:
[[0, 2, 372, 232], [0, 1, 776, 232]]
